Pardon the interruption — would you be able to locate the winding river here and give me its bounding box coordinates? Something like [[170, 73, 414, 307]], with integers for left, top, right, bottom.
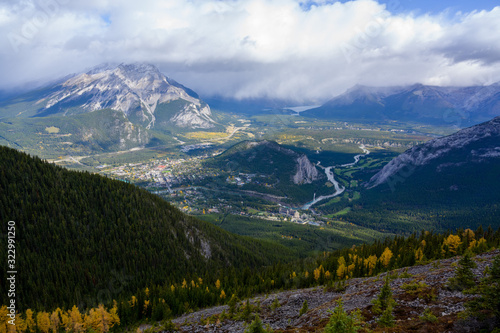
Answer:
[[301, 145, 370, 209]]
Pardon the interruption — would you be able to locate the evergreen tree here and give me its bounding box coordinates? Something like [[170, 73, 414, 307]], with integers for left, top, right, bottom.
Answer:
[[446, 251, 477, 291], [465, 255, 500, 327], [372, 276, 396, 328], [324, 299, 363, 333], [299, 300, 308, 317], [244, 316, 272, 333]]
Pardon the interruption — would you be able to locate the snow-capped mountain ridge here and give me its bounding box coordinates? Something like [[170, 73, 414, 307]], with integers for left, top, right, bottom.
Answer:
[[41, 63, 214, 129]]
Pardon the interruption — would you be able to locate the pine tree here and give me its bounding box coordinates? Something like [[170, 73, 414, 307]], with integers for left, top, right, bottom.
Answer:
[[324, 299, 364, 333], [465, 254, 500, 326], [299, 300, 308, 317], [446, 251, 477, 291], [372, 275, 396, 329], [244, 316, 272, 333]]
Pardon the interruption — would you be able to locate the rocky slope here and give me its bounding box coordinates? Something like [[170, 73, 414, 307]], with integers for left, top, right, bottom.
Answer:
[[167, 250, 499, 333], [34, 63, 215, 129], [367, 116, 500, 189]]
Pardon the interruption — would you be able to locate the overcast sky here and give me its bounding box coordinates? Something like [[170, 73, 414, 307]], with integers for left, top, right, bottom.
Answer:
[[1, 0, 499, 102]]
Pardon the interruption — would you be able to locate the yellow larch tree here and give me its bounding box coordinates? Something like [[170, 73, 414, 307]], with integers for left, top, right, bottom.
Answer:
[[66, 306, 84, 333], [337, 256, 348, 279], [24, 310, 35, 333], [364, 255, 377, 275], [215, 279, 221, 289], [415, 248, 424, 262], [14, 314, 26, 333], [379, 247, 393, 267], [442, 234, 462, 255], [36, 312, 50, 333], [463, 229, 475, 242], [0, 306, 9, 333], [220, 290, 226, 299], [49, 309, 62, 333], [129, 296, 137, 308]]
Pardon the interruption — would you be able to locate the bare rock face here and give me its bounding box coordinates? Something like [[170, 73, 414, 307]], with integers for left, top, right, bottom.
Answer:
[[40, 63, 215, 129], [293, 155, 320, 184]]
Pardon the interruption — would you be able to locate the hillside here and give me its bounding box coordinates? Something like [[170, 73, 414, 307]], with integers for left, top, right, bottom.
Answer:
[[171, 250, 500, 332], [335, 117, 500, 233], [204, 140, 327, 204], [0, 145, 295, 311]]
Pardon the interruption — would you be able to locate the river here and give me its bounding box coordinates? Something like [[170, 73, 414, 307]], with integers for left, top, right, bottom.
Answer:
[[301, 145, 369, 209]]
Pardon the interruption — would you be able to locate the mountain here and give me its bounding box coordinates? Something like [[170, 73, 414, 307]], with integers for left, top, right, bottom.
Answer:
[[204, 140, 326, 205], [32, 63, 215, 130], [0, 145, 294, 310], [344, 117, 500, 233], [302, 83, 500, 126], [214, 140, 320, 184], [0, 63, 218, 156], [367, 116, 500, 190]]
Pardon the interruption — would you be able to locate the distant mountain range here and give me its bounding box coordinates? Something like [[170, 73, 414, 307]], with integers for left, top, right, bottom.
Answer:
[[302, 83, 500, 126]]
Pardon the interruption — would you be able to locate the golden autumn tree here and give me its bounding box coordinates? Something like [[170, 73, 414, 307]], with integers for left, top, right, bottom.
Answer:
[[66, 306, 84, 333], [49, 309, 62, 333], [313, 265, 324, 282], [415, 248, 424, 262], [379, 247, 393, 267], [463, 229, 475, 242], [0, 306, 9, 333], [364, 255, 377, 275], [337, 256, 348, 279], [36, 312, 50, 333], [14, 314, 26, 333], [215, 279, 221, 289], [442, 234, 462, 255], [220, 290, 227, 299], [24, 310, 35, 333], [84, 305, 120, 333]]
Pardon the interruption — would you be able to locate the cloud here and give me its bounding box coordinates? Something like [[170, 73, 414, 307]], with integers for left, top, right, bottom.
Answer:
[[0, 0, 500, 102]]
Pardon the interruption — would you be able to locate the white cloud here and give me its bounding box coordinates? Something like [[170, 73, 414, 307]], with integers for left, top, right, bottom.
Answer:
[[1, 0, 500, 102]]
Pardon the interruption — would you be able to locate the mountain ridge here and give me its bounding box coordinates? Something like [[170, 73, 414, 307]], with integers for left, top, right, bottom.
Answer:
[[303, 83, 500, 126]]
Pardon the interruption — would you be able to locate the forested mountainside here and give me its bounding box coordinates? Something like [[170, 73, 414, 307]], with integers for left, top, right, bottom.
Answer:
[[0, 145, 294, 311]]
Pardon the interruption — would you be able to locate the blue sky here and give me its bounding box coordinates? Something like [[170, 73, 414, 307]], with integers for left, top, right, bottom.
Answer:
[[331, 0, 499, 14], [1, 0, 499, 101]]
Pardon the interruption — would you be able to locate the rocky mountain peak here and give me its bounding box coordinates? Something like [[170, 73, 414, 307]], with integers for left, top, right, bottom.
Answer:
[[40, 63, 214, 129]]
